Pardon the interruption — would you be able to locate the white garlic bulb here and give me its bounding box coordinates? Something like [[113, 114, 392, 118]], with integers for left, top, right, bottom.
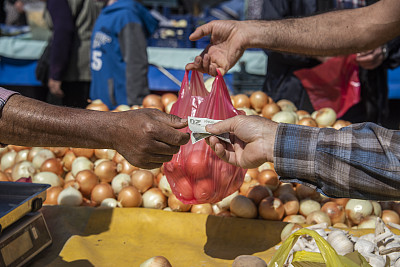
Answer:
[[354, 239, 376, 255], [327, 231, 354, 256]]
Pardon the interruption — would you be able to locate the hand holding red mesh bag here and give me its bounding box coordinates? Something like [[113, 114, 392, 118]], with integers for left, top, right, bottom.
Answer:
[[163, 70, 246, 204]]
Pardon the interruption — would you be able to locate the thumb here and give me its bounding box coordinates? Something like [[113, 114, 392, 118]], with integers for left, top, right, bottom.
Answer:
[[206, 118, 235, 135], [157, 113, 188, 129], [189, 23, 212, 41]]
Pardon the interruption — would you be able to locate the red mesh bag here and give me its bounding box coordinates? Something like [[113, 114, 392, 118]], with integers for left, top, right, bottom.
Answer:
[[294, 55, 361, 118], [163, 70, 246, 204]]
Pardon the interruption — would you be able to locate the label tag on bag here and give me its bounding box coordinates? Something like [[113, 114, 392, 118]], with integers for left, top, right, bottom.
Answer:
[[188, 117, 231, 144]]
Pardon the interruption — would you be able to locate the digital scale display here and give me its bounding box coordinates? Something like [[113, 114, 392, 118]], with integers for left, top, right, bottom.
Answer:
[[0, 212, 52, 267], [1, 231, 33, 266]]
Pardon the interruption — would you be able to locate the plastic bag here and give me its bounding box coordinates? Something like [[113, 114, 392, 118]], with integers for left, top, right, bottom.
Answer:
[[163, 70, 246, 204], [294, 55, 361, 118], [269, 228, 371, 267]]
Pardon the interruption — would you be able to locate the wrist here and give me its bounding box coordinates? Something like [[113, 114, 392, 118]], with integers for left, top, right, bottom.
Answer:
[[262, 119, 278, 163]]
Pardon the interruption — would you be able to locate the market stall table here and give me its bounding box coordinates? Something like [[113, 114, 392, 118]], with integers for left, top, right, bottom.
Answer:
[[31, 206, 286, 266]]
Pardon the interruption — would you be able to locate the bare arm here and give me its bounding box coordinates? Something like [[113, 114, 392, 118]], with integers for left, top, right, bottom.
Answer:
[[0, 95, 189, 169], [187, 0, 400, 76], [246, 0, 400, 56]]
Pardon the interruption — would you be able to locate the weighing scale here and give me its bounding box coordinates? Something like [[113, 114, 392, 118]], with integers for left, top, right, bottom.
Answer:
[[0, 182, 52, 267]]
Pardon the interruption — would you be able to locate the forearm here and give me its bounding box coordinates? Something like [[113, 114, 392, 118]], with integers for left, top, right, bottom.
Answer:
[[275, 123, 400, 200], [0, 94, 114, 149], [245, 0, 400, 56]]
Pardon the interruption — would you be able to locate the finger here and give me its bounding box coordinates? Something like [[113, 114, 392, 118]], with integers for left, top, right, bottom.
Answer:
[[213, 142, 229, 162], [203, 54, 210, 75], [155, 112, 188, 129], [189, 22, 213, 41], [145, 153, 174, 164], [205, 117, 236, 135], [147, 140, 181, 155]]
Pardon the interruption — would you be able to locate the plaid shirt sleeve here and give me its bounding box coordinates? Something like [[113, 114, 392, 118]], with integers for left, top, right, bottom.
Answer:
[[0, 87, 20, 147], [274, 122, 400, 200]]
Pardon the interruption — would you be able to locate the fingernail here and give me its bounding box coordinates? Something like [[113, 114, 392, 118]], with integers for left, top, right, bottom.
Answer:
[[205, 124, 214, 131]]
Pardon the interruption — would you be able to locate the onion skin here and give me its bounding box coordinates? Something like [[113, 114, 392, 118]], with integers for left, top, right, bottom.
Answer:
[[381, 210, 400, 225], [44, 186, 63, 205], [191, 204, 213, 214], [230, 195, 258, 219], [261, 103, 281, 119], [306, 210, 331, 226], [257, 170, 279, 191], [246, 185, 272, 206], [297, 117, 318, 127], [299, 199, 321, 217], [250, 91, 269, 112], [279, 193, 300, 216], [232, 255, 268, 267], [49, 147, 68, 158], [62, 151, 76, 172], [259, 196, 285, 221], [71, 148, 94, 159], [239, 179, 259, 196], [131, 170, 154, 193], [40, 158, 64, 176], [0, 171, 10, 181], [315, 107, 337, 127], [140, 256, 172, 267], [277, 99, 297, 112], [91, 183, 115, 206], [75, 170, 99, 197], [168, 194, 192, 212], [345, 199, 373, 225], [246, 168, 259, 180], [233, 94, 251, 109], [161, 93, 178, 108], [273, 183, 295, 198], [94, 160, 117, 183], [296, 184, 321, 201], [142, 188, 167, 209], [117, 186, 142, 207], [86, 101, 109, 111], [143, 94, 163, 110], [283, 215, 306, 224], [321, 201, 346, 225]]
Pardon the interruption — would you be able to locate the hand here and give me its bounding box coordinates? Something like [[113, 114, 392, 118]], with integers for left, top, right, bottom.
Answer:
[[356, 47, 385, 70], [112, 108, 190, 169], [205, 115, 278, 169], [185, 20, 248, 76], [48, 79, 64, 98]]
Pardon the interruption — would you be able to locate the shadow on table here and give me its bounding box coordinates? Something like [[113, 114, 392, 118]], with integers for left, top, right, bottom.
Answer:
[[204, 215, 287, 260], [31, 206, 113, 267]]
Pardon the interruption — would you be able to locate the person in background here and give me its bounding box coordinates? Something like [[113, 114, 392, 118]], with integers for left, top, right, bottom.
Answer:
[[90, 0, 157, 109], [45, 0, 104, 108], [261, 0, 400, 124], [0, 87, 189, 169], [3, 0, 31, 26], [187, 0, 400, 200]]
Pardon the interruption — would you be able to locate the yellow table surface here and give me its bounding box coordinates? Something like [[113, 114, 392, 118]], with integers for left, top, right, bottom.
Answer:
[[32, 206, 286, 267], [32, 206, 400, 267]]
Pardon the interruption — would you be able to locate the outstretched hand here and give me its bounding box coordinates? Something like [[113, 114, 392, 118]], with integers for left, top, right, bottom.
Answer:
[[205, 115, 278, 169], [185, 20, 248, 76]]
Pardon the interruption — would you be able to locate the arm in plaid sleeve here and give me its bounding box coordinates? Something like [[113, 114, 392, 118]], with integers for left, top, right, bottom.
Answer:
[[275, 122, 400, 200]]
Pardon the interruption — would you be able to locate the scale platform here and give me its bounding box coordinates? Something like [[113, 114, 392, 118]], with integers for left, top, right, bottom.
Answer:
[[0, 182, 52, 267]]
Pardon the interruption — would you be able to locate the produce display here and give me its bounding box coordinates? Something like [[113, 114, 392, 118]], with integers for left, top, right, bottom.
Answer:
[[1, 91, 399, 266]]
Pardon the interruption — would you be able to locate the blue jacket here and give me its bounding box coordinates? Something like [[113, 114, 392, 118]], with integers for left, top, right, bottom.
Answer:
[[90, 0, 158, 108]]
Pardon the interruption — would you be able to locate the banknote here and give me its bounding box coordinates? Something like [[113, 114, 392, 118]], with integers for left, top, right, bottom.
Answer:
[[188, 117, 231, 144]]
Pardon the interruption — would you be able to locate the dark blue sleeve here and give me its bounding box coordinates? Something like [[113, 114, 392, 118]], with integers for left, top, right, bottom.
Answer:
[[47, 0, 75, 81], [262, 0, 321, 68]]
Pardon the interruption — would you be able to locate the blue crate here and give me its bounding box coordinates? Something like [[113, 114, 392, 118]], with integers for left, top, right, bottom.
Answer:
[[148, 14, 194, 48]]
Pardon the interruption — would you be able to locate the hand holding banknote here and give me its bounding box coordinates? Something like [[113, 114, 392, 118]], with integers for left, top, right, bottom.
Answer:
[[204, 115, 278, 169]]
